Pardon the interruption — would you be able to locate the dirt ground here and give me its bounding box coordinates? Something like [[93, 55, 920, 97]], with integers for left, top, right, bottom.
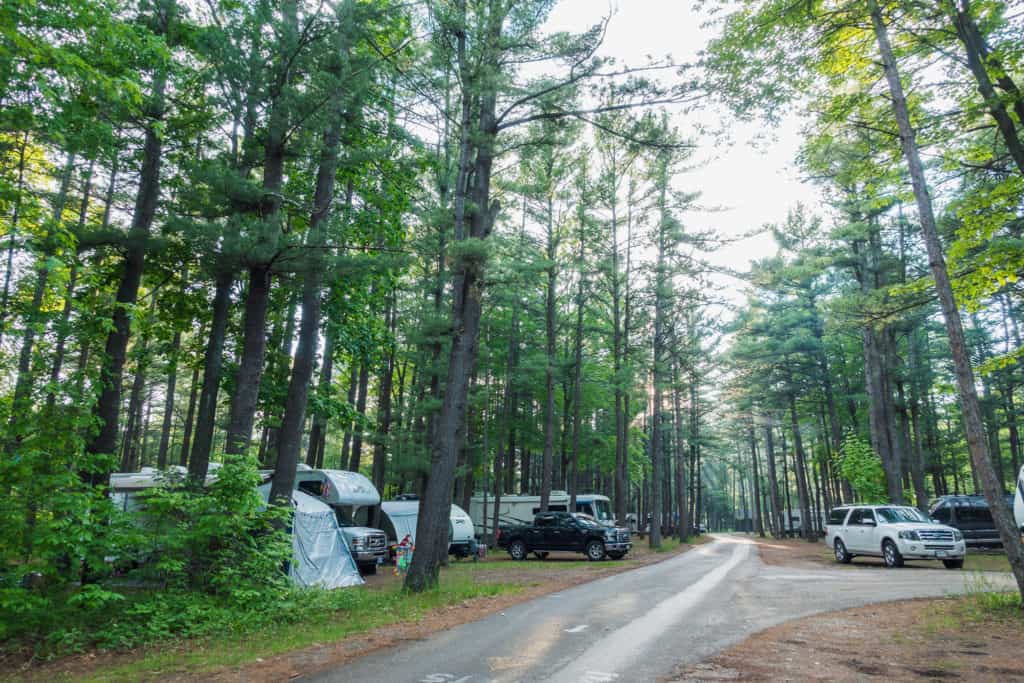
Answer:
[[14, 537, 704, 682], [669, 536, 1024, 683]]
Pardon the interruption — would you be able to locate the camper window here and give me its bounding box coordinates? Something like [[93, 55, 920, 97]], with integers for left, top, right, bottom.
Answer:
[[298, 480, 324, 498]]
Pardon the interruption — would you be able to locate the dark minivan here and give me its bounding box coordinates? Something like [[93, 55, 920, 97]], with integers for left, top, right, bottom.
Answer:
[[928, 494, 1013, 548]]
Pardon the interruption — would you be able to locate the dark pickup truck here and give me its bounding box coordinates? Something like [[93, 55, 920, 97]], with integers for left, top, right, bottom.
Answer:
[[500, 511, 632, 561]]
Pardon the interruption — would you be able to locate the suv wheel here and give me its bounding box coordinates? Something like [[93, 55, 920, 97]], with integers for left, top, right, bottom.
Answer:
[[942, 559, 964, 570], [508, 540, 527, 561], [833, 538, 852, 564], [586, 540, 606, 561], [882, 539, 904, 568]]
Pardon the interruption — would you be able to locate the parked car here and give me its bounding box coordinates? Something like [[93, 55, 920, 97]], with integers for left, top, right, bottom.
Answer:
[[928, 494, 1013, 548], [825, 504, 965, 569], [501, 511, 631, 561]]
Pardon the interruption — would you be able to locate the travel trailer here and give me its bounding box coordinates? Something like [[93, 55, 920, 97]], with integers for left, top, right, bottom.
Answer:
[[468, 491, 615, 539], [379, 499, 476, 558]]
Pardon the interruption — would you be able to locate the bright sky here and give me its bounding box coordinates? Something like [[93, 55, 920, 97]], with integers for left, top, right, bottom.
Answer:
[[544, 0, 823, 294]]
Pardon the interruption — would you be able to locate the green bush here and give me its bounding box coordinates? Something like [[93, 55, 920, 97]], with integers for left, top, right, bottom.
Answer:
[[1, 455, 295, 659]]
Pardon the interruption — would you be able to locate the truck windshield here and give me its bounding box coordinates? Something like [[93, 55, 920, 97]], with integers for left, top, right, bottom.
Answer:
[[572, 514, 602, 528], [876, 507, 927, 524], [592, 499, 613, 523]]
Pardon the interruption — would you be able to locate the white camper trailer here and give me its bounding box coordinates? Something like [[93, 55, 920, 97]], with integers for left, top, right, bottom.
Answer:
[[468, 491, 615, 539], [1015, 464, 1024, 532], [379, 500, 476, 558], [109, 464, 223, 514]]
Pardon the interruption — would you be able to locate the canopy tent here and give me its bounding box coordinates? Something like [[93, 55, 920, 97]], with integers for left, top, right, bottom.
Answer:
[[258, 484, 364, 589]]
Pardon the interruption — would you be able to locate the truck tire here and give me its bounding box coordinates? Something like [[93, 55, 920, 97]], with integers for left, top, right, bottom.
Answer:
[[882, 539, 904, 568], [361, 562, 377, 575], [833, 538, 852, 564], [586, 540, 606, 561], [508, 539, 528, 561]]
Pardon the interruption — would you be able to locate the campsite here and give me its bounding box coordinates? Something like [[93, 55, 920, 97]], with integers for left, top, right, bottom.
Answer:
[[2, 0, 1024, 680]]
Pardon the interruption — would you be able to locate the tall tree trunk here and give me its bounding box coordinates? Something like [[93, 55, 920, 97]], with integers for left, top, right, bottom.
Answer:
[[188, 270, 233, 480], [179, 364, 200, 467], [869, 0, 1024, 597], [763, 421, 783, 537], [156, 329, 181, 468], [340, 362, 358, 466], [46, 158, 94, 409], [406, 2, 502, 590], [262, 290, 298, 464], [540, 196, 557, 512], [786, 392, 813, 541], [224, 0, 296, 457], [0, 131, 29, 347], [672, 367, 689, 541], [269, 64, 346, 501], [749, 423, 764, 537], [306, 321, 336, 468], [8, 153, 75, 441], [371, 292, 397, 496], [86, 2, 173, 476], [347, 358, 370, 471]]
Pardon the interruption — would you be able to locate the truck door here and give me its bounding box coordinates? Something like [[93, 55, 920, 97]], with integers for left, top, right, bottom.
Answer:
[[845, 508, 866, 551], [860, 508, 879, 553], [532, 514, 555, 549], [554, 514, 578, 550]]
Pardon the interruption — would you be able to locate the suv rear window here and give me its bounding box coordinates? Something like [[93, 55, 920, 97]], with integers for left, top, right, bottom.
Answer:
[[828, 508, 850, 525]]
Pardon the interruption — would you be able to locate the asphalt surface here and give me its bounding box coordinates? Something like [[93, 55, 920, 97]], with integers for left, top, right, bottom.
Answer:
[[305, 535, 1016, 683]]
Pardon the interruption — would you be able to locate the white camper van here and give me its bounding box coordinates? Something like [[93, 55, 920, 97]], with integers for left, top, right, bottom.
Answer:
[[292, 466, 388, 574], [469, 491, 615, 539], [1015, 464, 1024, 533], [379, 499, 476, 559]]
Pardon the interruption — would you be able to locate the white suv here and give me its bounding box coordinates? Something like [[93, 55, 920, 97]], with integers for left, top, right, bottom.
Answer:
[[825, 505, 966, 569]]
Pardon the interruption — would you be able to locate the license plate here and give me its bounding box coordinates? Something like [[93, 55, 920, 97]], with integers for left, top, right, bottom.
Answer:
[[377, 556, 384, 565], [935, 551, 947, 558]]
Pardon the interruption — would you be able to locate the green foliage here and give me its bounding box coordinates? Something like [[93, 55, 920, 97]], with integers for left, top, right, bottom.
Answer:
[[838, 437, 887, 504], [128, 455, 291, 599], [1, 456, 293, 658]]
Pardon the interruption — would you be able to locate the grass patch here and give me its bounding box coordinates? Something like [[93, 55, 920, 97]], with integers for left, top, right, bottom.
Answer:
[[963, 551, 1012, 573], [653, 538, 681, 553], [918, 586, 1023, 637], [41, 577, 520, 683]]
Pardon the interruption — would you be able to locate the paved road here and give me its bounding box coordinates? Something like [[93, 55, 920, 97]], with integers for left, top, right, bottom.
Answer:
[[306, 535, 1015, 683]]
